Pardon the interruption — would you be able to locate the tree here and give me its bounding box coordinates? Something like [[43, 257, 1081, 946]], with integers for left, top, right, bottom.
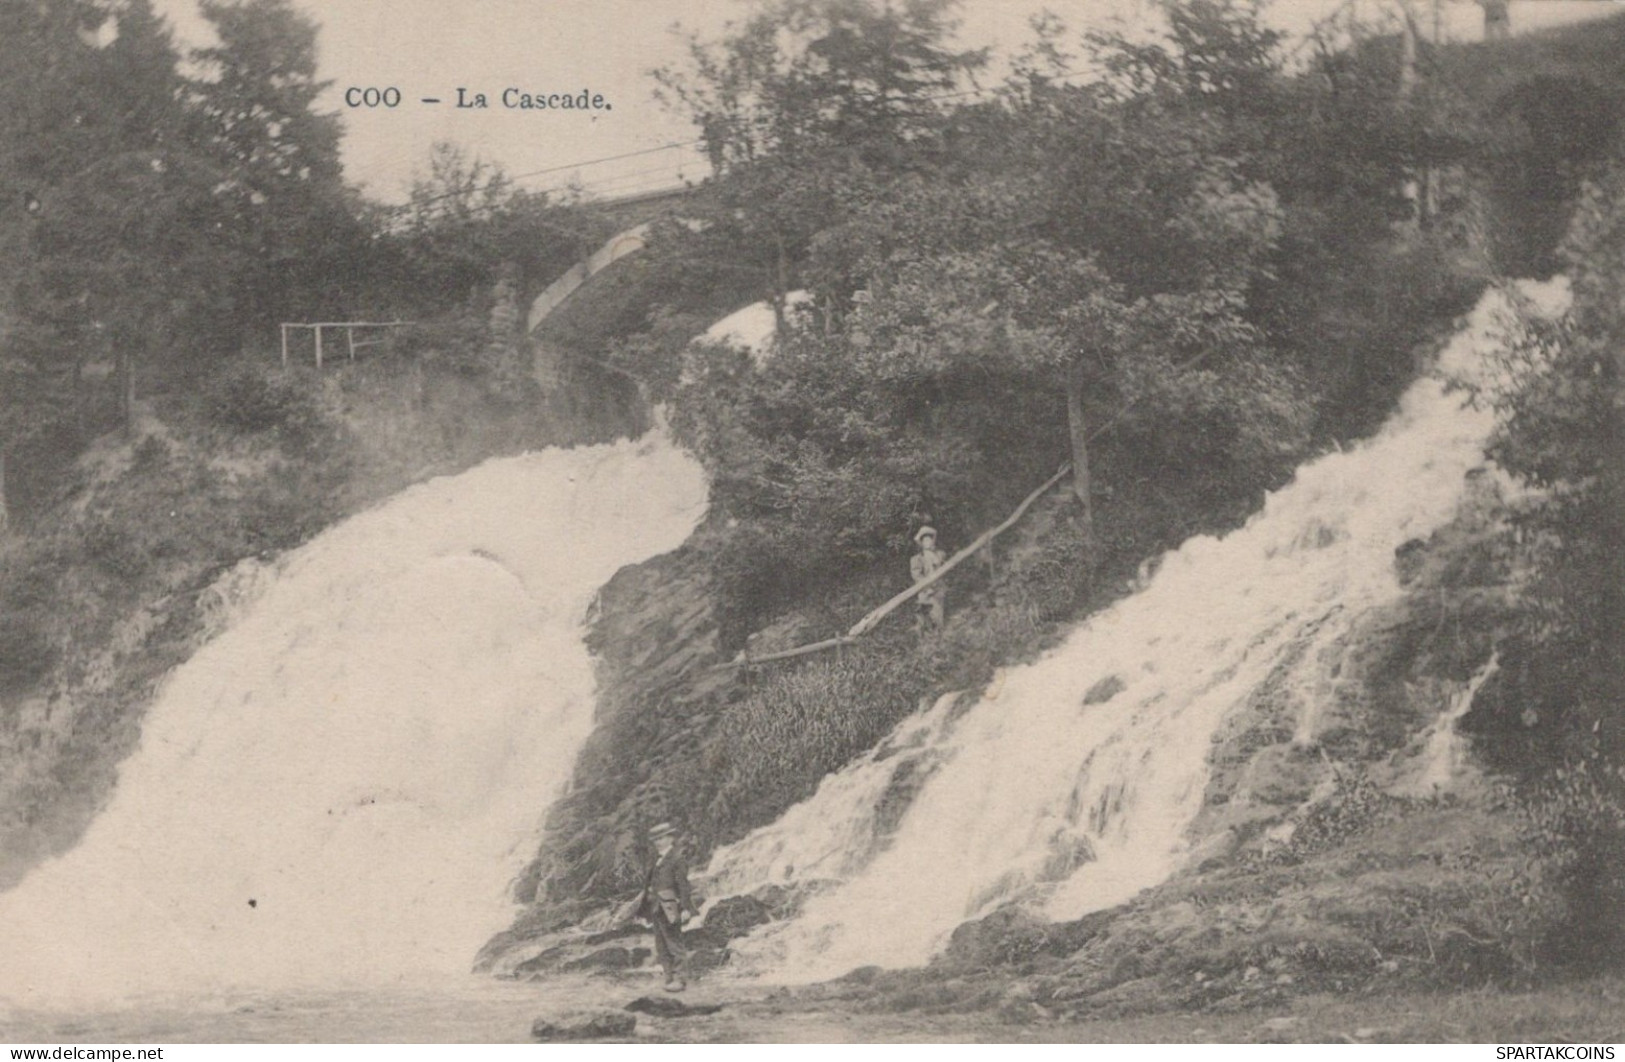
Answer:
[[652, 0, 1309, 632], [965, 7, 1293, 523], [656, 0, 985, 173], [1479, 160, 1625, 964], [187, 0, 360, 339], [1, 0, 224, 449], [390, 142, 601, 313], [651, 0, 987, 331]]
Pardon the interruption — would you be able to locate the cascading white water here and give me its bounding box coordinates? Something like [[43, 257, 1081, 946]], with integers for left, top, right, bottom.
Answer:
[[704, 279, 1568, 982], [0, 431, 706, 1006]]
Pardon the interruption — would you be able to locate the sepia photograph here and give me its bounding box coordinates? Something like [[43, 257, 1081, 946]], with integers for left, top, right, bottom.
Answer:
[[1, 0, 1622, 1047]]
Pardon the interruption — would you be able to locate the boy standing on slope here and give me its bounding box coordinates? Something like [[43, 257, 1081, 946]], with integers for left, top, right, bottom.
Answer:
[[911, 526, 947, 635]]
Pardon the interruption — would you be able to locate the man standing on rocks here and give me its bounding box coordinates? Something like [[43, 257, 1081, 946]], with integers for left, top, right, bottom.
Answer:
[[640, 821, 700, 992]]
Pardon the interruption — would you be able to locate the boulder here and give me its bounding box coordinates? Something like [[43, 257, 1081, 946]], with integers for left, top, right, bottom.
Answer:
[[625, 995, 725, 1018], [701, 894, 774, 939], [530, 1012, 637, 1041], [685, 941, 733, 973], [834, 965, 884, 985], [750, 883, 800, 919], [510, 944, 570, 978], [945, 907, 1051, 967], [944, 906, 1115, 968]]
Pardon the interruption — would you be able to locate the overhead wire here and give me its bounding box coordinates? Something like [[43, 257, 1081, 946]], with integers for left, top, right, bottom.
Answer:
[[381, 3, 1385, 221], [383, 139, 705, 217]]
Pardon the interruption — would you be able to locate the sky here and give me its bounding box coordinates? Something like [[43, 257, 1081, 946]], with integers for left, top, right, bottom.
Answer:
[[150, 0, 1625, 204]]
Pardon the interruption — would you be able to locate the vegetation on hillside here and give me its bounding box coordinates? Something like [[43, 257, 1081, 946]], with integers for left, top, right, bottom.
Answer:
[[500, 2, 1625, 994], [0, 0, 605, 526], [0, 0, 629, 881], [1, 0, 1620, 999], [1471, 155, 1625, 967], [607, 0, 1506, 647]]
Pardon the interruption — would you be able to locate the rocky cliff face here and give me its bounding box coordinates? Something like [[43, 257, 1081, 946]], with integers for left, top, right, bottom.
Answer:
[[486, 432, 1549, 1004], [496, 525, 730, 943], [1193, 471, 1520, 864]]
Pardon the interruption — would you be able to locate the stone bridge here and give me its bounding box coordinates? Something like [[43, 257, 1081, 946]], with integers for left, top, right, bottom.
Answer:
[[528, 185, 699, 333]]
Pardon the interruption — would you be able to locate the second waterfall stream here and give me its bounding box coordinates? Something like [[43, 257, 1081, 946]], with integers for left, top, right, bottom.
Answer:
[[702, 279, 1567, 983]]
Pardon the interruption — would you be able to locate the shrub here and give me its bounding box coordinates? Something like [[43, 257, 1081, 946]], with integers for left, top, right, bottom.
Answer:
[[0, 616, 54, 694], [205, 365, 328, 448], [1521, 768, 1625, 968], [78, 515, 150, 582], [381, 312, 490, 377]]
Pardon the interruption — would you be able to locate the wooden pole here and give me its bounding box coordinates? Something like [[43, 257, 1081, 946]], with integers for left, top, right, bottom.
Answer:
[[346, 326, 356, 362], [714, 461, 1073, 672], [719, 635, 855, 671], [314, 325, 323, 369], [280, 324, 288, 369], [846, 462, 1071, 640]]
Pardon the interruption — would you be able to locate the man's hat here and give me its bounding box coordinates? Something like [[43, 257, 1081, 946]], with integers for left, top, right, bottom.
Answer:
[[914, 526, 937, 543], [649, 821, 678, 842]]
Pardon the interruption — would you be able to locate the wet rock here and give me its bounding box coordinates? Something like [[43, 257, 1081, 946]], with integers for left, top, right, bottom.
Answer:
[[510, 944, 571, 978], [1394, 538, 1428, 585], [945, 908, 1049, 967], [944, 906, 1113, 968], [582, 923, 648, 947], [684, 941, 732, 973], [1039, 835, 1097, 880], [701, 894, 773, 939], [749, 883, 800, 919], [561, 945, 651, 973], [530, 1011, 637, 1041], [625, 995, 725, 1018]]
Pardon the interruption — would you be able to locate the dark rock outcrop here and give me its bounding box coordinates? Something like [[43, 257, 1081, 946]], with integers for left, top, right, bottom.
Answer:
[[530, 1012, 637, 1041], [700, 894, 774, 939], [562, 945, 652, 973], [943, 906, 1115, 969], [625, 995, 725, 1018], [503, 537, 727, 933]]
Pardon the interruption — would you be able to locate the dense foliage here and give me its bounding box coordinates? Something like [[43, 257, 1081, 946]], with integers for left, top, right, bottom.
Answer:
[[630, 0, 1491, 644], [0, 0, 598, 527], [507, 3, 1625, 935], [1476, 159, 1625, 965]]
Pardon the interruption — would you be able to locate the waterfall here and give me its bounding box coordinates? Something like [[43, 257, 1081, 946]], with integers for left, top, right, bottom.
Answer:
[[702, 279, 1568, 982], [0, 431, 706, 1005]]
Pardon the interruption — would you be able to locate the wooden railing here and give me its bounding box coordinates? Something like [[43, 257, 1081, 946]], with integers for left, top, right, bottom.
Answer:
[[279, 321, 413, 369]]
